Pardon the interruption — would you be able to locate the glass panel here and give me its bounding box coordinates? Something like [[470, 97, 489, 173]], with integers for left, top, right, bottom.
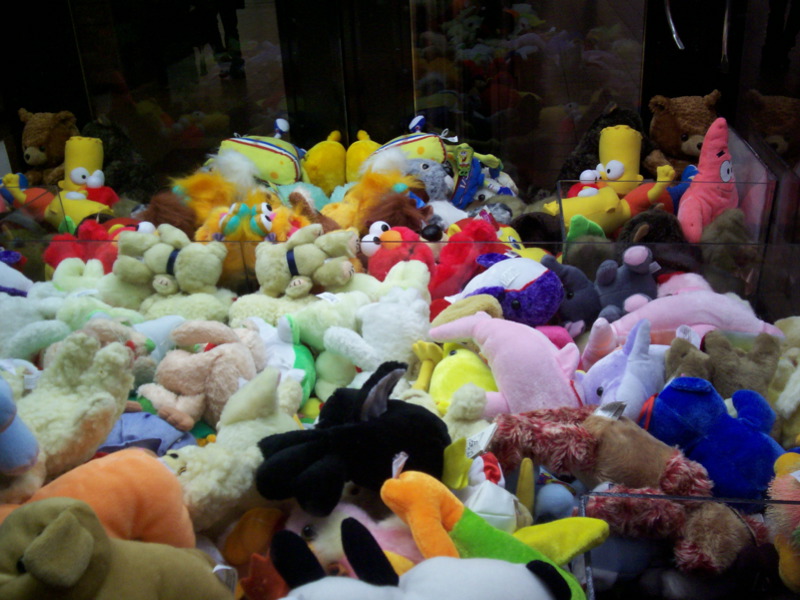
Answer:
[[410, 0, 645, 195], [68, 0, 287, 193]]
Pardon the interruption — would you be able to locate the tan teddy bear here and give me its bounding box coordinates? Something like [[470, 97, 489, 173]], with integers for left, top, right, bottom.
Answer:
[[645, 90, 721, 177], [137, 320, 268, 431], [18, 108, 80, 186], [255, 223, 359, 298], [745, 89, 800, 165]]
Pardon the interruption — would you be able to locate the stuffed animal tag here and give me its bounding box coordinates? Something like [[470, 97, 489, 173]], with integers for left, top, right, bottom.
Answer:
[[594, 401, 625, 420], [393, 451, 409, 478], [212, 564, 238, 592], [466, 423, 498, 458], [791, 469, 800, 484], [316, 292, 340, 303]]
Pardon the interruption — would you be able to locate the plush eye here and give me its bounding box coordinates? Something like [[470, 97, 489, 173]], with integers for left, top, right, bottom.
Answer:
[[596, 386, 604, 397], [475, 191, 490, 202], [16, 558, 26, 574], [70, 167, 90, 185], [449, 349, 457, 356], [719, 160, 732, 182], [566, 291, 574, 299], [228, 203, 241, 214], [360, 234, 380, 257], [579, 169, 599, 183], [368, 221, 390, 237], [257, 213, 273, 232], [167, 452, 179, 459], [604, 160, 625, 181], [259, 202, 273, 214], [421, 162, 430, 170], [511, 299, 521, 310], [301, 524, 317, 541], [38, 145, 45, 152], [681, 133, 689, 142]]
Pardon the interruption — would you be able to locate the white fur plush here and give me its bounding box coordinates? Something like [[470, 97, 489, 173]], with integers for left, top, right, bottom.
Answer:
[[161, 367, 302, 532]]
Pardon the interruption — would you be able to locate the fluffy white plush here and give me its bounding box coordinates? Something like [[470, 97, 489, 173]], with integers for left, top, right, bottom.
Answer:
[[442, 383, 491, 441], [161, 367, 302, 532]]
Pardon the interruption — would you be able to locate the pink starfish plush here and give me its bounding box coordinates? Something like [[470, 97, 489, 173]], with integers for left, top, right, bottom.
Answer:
[[676, 117, 739, 243]]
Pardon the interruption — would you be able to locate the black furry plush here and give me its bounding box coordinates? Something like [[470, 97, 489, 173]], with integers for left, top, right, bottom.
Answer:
[[556, 102, 658, 184], [509, 212, 563, 256], [255, 362, 451, 517]]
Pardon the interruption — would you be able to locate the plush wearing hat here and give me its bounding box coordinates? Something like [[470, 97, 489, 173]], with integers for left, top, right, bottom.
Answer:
[[428, 312, 581, 419], [0, 448, 195, 548], [490, 405, 768, 574], [646, 90, 721, 177], [444, 254, 563, 329], [0, 497, 233, 600], [161, 367, 302, 532], [255, 362, 451, 517], [665, 329, 781, 400], [676, 118, 739, 243], [137, 319, 267, 432], [641, 377, 784, 504], [17, 108, 80, 186], [3, 333, 133, 504], [255, 224, 359, 299]]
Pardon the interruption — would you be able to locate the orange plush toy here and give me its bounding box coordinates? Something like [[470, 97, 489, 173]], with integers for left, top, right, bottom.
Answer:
[[0, 448, 196, 548]]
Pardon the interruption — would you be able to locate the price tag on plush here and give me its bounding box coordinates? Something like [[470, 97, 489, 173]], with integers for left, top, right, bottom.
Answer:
[[466, 423, 497, 459]]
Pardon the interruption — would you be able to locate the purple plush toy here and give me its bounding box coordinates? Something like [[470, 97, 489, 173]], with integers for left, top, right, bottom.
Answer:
[[445, 254, 564, 328]]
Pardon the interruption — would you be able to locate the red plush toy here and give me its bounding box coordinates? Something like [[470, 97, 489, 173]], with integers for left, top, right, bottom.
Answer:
[[428, 217, 507, 300], [362, 222, 436, 281], [43, 219, 119, 272]]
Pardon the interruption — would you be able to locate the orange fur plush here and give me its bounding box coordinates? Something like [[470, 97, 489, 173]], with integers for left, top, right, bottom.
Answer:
[[172, 170, 237, 228], [0, 448, 195, 548], [321, 168, 418, 235]]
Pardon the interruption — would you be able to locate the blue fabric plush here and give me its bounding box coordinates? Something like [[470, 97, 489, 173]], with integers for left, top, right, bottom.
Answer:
[[0, 377, 39, 475], [640, 376, 783, 507]]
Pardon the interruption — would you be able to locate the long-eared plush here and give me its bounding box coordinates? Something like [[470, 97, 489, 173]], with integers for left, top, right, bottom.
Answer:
[[255, 362, 451, 516]]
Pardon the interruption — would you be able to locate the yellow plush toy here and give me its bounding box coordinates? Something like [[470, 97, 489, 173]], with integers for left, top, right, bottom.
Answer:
[[346, 130, 381, 182], [429, 343, 498, 415], [218, 133, 307, 186], [597, 125, 644, 197], [302, 131, 346, 196], [542, 185, 631, 236]]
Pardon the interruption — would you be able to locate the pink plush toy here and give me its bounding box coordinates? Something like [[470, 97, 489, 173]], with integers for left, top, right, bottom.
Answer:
[[676, 117, 739, 243], [581, 290, 784, 368], [428, 312, 582, 419]]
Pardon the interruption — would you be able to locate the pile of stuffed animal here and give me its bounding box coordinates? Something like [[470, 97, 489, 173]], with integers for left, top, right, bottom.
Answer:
[[2, 99, 800, 600]]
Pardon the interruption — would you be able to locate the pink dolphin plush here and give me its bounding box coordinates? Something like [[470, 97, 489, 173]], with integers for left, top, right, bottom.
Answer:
[[428, 312, 582, 419], [677, 117, 739, 243], [581, 290, 783, 368]]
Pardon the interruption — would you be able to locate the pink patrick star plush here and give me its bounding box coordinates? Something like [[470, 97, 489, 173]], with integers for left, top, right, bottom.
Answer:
[[676, 117, 739, 243], [428, 312, 582, 419]]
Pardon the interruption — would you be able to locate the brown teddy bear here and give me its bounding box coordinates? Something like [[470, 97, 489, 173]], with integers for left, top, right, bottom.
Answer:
[[645, 90, 721, 177], [744, 89, 800, 166], [18, 108, 80, 186], [664, 329, 781, 400]]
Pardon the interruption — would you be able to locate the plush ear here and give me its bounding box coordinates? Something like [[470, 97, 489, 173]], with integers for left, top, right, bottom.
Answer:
[[704, 89, 722, 108], [23, 509, 95, 588], [341, 517, 400, 587], [649, 95, 670, 114], [270, 529, 327, 589], [360, 362, 407, 421]]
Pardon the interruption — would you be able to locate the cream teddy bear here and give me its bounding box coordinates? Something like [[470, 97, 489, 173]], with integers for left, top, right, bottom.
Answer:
[[2, 332, 134, 503], [254, 223, 359, 298], [161, 367, 302, 532], [137, 320, 268, 431]]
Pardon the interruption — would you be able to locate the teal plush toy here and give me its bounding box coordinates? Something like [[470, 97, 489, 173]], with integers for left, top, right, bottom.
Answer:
[[640, 376, 784, 507]]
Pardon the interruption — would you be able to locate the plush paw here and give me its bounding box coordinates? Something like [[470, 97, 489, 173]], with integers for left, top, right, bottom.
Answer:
[[158, 406, 196, 432]]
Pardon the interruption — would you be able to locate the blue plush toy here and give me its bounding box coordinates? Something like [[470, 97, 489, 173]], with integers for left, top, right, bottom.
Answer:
[[0, 377, 39, 475], [639, 376, 784, 507]]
